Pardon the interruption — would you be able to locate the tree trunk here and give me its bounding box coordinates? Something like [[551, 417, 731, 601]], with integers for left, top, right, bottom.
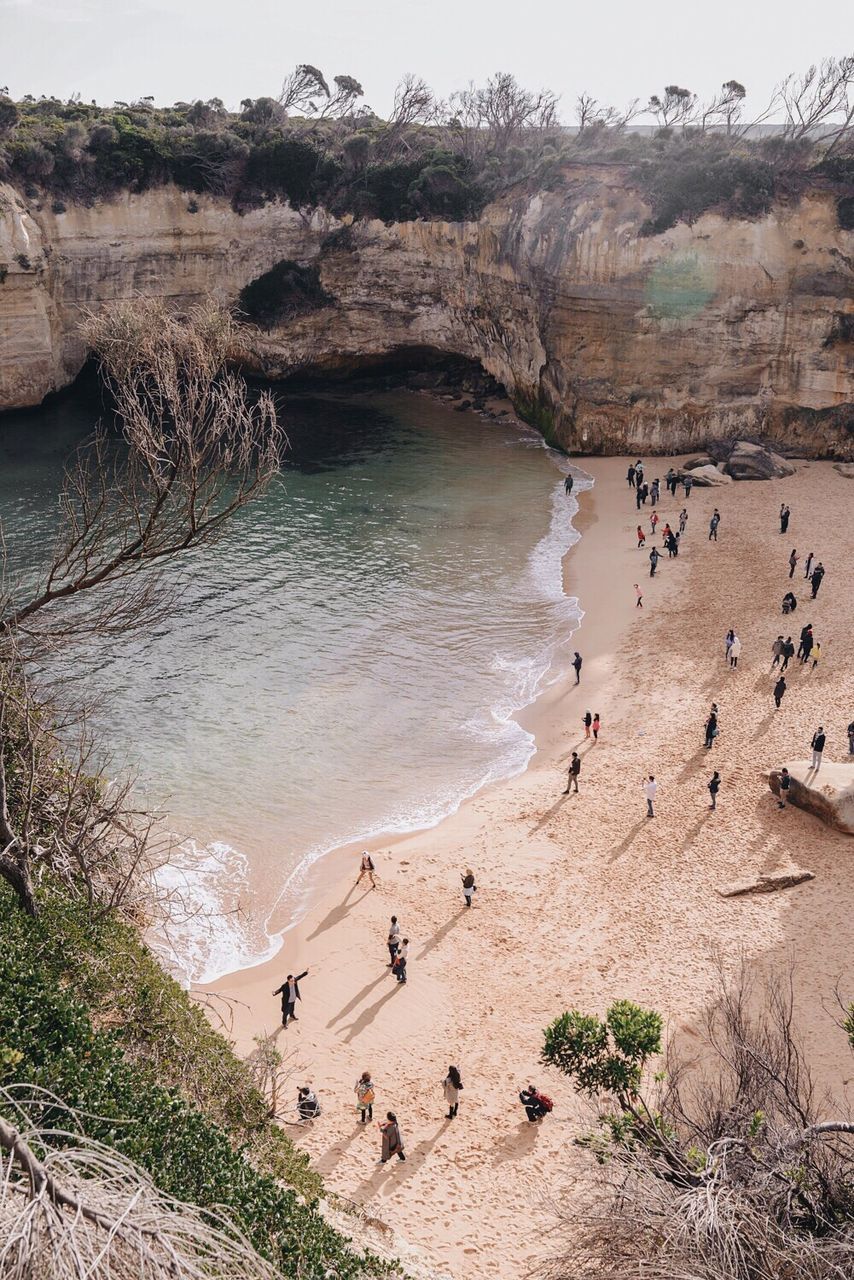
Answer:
[[0, 849, 38, 915]]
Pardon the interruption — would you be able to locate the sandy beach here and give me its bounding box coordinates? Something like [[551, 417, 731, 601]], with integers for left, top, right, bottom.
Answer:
[[205, 456, 854, 1279]]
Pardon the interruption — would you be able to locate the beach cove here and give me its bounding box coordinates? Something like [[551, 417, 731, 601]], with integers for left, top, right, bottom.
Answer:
[[207, 456, 854, 1279]]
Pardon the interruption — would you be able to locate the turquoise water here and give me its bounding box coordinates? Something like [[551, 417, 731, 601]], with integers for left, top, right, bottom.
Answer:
[[0, 390, 582, 980]]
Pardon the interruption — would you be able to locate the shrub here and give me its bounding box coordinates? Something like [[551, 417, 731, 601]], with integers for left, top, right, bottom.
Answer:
[[637, 153, 777, 235]]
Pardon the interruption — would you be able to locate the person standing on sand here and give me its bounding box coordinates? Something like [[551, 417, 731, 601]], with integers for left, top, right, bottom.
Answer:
[[683, 474, 694, 498], [583, 710, 592, 738], [649, 547, 659, 577], [564, 752, 581, 793], [651, 478, 660, 505], [728, 635, 741, 669], [704, 710, 718, 749], [773, 675, 787, 709], [356, 851, 376, 889], [378, 1112, 406, 1162], [781, 637, 794, 671], [635, 583, 644, 608], [771, 635, 785, 668], [273, 970, 309, 1028], [650, 510, 659, 535], [725, 629, 735, 661], [810, 562, 825, 598], [635, 484, 643, 511], [810, 726, 826, 771], [644, 775, 657, 817], [592, 713, 601, 741], [355, 1072, 375, 1123], [810, 640, 821, 672], [461, 868, 476, 907], [637, 524, 646, 548], [443, 1066, 463, 1119], [780, 504, 790, 534], [804, 551, 814, 580], [847, 719, 854, 755], [392, 939, 409, 984], [709, 509, 721, 541], [708, 770, 721, 810], [797, 624, 814, 664], [564, 474, 574, 496], [627, 464, 636, 488], [777, 767, 791, 808], [679, 508, 688, 533], [788, 549, 799, 579], [635, 461, 644, 486], [387, 916, 401, 967], [572, 652, 582, 684]]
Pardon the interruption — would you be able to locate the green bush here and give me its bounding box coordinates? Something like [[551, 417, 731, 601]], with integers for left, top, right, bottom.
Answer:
[[637, 153, 777, 235], [0, 887, 388, 1278]]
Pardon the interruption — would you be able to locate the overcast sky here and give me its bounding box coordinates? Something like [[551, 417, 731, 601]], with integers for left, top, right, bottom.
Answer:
[[2, 0, 850, 120]]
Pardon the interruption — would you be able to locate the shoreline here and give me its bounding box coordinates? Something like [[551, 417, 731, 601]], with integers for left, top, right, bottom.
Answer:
[[205, 456, 854, 1279]]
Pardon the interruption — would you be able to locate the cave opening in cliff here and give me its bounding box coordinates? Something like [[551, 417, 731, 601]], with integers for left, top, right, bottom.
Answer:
[[262, 346, 505, 406]]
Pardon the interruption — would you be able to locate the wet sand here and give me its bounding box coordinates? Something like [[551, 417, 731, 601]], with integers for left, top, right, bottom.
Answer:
[[205, 457, 854, 1279]]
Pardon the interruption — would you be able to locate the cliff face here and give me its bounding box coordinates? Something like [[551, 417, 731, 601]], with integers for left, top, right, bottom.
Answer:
[[1, 170, 852, 455]]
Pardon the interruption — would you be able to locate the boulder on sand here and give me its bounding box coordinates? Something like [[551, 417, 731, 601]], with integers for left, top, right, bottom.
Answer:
[[681, 453, 713, 470], [683, 464, 732, 486], [768, 762, 854, 834], [833, 462, 854, 478], [725, 441, 795, 480]]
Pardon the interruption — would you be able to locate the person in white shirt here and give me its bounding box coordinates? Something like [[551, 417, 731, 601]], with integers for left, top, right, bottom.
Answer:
[[644, 775, 657, 818], [729, 635, 742, 668], [387, 916, 401, 967]]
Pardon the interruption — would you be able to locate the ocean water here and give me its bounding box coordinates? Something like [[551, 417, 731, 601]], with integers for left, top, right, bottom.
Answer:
[[0, 389, 584, 981]]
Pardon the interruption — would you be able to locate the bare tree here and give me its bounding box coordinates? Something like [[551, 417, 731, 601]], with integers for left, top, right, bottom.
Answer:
[[647, 84, 697, 130], [316, 73, 364, 120], [776, 54, 854, 152], [575, 94, 619, 131], [374, 73, 435, 159], [697, 79, 747, 135], [0, 1093, 280, 1280], [1, 300, 281, 645]]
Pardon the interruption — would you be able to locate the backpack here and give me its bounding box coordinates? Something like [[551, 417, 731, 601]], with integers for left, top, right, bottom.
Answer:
[[536, 1092, 554, 1113]]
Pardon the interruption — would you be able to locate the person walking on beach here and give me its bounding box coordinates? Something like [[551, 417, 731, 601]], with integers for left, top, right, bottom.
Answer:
[[665, 530, 678, 557], [592, 713, 601, 741], [635, 583, 643, 608], [728, 634, 741, 669], [679, 507, 688, 533], [810, 562, 825, 598], [666, 467, 677, 495], [564, 752, 581, 793], [649, 547, 659, 577], [636, 524, 646, 548], [356, 851, 376, 889], [583, 710, 592, 738], [847, 719, 854, 755], [780, 504, 790, 534], [777, 767, 791, 809], [644, 775, 657, 817], [797, 624, 813, 663], [355, 1072, 375, 1124], [564, 473, 574, 496], [461, 868, 476, 908], [725, 629, 735, 662], [683, 473, 694, 498], [387, 917, 401, 967], [771, 635, 785, 668], [651, 478, 660, 505], [804, 551, 814, 580], [810, 726, 826, 771], [708, 770, 721, 810], [781, 637, 794, 671], [810, 640, 822, 672], [392, 938, 409, 984], [519, 1086, 551, 1123], [378, 1112, 406, 1162], [650, 510, 659, 536], [443, 1066, 463, 1119], [635, 483, 643, 511], [634, 461, 644, 486], [773, 675, 787, 709], [788, 549, 799, 578], [709, 509, 721, 541], [704, 710, 718, 749], [273, 970, 309, 1028], [572, 652, 582, 684], [627, 463, 636, 488]]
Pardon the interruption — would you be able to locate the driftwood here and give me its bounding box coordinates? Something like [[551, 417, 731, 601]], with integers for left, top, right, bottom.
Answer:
[[719, 869, 815, 897]]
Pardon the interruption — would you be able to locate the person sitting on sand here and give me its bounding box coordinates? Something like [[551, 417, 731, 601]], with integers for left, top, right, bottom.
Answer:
[[297, 1086, 320, 1121], [782, 591, 796, 614]]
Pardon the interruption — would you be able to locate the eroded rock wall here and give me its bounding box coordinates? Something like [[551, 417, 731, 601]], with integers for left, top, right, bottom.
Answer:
[[1, 170, 852, 455]]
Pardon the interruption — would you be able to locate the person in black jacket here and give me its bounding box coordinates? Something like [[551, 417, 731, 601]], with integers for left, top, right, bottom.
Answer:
[[810, 727, 826, 771], [773, 676, 787, 709], [849, 720, 854, 756], [520, 1086, 548, 1122], [563, 752, 581, 794], [273, 970, 309, 1027], [781, 637, 795, 671], [572, 652, 583, 684], [708, 771, 721, 810], [810, 563, 825, 598]]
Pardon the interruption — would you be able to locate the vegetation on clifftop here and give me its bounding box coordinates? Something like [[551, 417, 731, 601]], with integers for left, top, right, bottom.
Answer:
[[1, 55, 853, 230]]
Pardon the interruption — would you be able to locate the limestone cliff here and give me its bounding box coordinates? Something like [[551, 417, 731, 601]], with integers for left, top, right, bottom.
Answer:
[[1, 168, 852, 455]]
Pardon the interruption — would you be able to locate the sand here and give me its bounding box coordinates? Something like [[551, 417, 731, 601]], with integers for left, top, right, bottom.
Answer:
[[205, 457, 854, 1279]]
